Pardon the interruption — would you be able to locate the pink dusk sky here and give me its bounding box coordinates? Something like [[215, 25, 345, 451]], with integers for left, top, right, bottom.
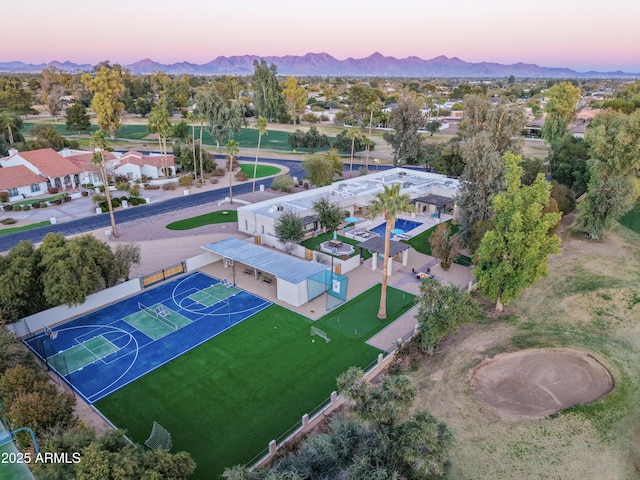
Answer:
[[5, 0, 640, 72]]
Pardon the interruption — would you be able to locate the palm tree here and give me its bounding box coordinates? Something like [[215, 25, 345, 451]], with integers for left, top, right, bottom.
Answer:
[[367, 183, 414, 319], [197, 112, 206, 186], [186, 111, 198, 185], [252, 116, 268, 202], [225, 139, 240, 204], [0, 111, 20, 145], [364, 102, 377, 171], [91, 130, 118, 238], [346, 126, 361, 175]]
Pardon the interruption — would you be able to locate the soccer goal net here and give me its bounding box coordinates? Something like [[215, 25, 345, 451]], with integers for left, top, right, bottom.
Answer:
[[311, 326, 331, 343], [145, 421, 172, 451]]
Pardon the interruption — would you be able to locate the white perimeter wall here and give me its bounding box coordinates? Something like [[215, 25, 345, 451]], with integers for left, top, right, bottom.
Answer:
[[6, 279, 141, 338], [186, 252, 221, 271]]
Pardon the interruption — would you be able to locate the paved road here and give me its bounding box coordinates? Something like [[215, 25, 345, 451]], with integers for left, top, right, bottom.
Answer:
[[0, 157, 410, 252]]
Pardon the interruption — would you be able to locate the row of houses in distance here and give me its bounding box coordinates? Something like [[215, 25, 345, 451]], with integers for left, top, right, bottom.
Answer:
[[0, 148, 176, 202]]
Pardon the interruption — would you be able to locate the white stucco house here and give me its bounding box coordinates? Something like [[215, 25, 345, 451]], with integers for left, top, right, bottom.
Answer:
[[0, 165, 49, 201], [111, 151, 176, 180], [0, 148, 83, 193]]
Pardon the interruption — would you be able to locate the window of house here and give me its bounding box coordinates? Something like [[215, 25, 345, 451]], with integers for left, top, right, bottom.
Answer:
[[30, 183, 41, 193], [8, 188, 19, 197]]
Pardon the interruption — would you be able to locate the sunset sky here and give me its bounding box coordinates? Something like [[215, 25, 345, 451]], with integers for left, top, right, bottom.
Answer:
[[5, 0, 640, 72]]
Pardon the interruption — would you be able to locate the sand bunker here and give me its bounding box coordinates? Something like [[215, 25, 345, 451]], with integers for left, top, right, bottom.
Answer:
[[470, 348, 613, 418]]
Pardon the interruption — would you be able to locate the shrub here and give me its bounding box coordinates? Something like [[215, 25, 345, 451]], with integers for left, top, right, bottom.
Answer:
[[22, 204, 31, 211], [81, 191, 89, 197], [63, 195, 71, 202], [32, 202, 41, 209], [178, 175, 193, 187], [129, 184, 140, 198], [0, 217, 17, 225], [47, 187, 59, 194], [3, 204, 14, 211], [226, 158, 239, 171], [302, 112, 320, 123], [210, 178, 219, 184], [85, 183, 94, 188], [0, 191, 9, 203], [116, 181, 130, 191], [235, 171, 248, 181], [162, 182, 177, 190], [51, 199, 62, 206], [271, 174, 296, 192], [212, 167, 226, 177]]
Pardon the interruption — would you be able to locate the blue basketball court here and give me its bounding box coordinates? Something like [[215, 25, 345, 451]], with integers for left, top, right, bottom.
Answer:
[[22, 271, 271, 403]]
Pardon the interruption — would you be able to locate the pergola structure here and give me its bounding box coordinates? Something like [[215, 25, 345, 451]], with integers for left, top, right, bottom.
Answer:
[[412, 194, 455, 217], [202, 238, 328, 307], [357, 236, 411, 275]]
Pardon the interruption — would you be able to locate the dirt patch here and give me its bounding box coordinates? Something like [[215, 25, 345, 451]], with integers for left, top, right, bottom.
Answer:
[[470, 348, 614, 419]]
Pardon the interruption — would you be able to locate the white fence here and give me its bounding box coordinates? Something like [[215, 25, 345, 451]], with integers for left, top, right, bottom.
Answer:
[[6, 279, 141, 338]]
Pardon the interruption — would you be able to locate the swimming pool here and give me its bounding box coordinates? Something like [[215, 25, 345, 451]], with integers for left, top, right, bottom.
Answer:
[[370, 219, 423, 238]]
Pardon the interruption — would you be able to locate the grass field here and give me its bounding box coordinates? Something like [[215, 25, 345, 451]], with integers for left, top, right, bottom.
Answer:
[[301, 232, 372, 260], [165, 210, 238, 230], [618, 200, 640, 234], [238, 163, 281, 178], [95, 284, 414, 479], [408, 221, 640, 479], [0, 220, 50, 236], [405, 220, 472, 266]]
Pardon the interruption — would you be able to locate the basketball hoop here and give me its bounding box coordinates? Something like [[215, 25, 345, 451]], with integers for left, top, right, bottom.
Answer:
[[44, 326, 58, 340]]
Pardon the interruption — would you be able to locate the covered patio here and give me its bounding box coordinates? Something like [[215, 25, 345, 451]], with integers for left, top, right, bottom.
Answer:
[[357, 236, 411, 275], [202, 238, 328, 307]]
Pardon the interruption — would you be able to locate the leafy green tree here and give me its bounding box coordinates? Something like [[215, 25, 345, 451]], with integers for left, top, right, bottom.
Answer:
[[0, 80, 37, 116], [0, 330, 36, 373], [113, 243, 141, 281], [549, 134, 590, 195], [82, 63, 126, 137], [65, 103, 91, 133], [344, 84, 382, 126], [474, 153, 561, 311], [541, 82, 581, 143], [253, 59, 282, 121], [576, 166, 637, 238], [275, 211, 305, 250], [366, 183, 414, 319], [520, 156, 546, 186], [456, 132, 506, 242], [0, 241, 47, 322], [40, 66, 66, 121], [281, 76, 307, 124], [226, 139, 240, 204], [429, 222, 462, 270], [252, 116, 268, 202], [457, 94, 526, 155], [302, 148, 343, 186], [416, 278, 481, 352], [383, 96, 426, 166], [577, 109, 640, 238], [195, 84, 245, 149], [313, 197, 345, 235]]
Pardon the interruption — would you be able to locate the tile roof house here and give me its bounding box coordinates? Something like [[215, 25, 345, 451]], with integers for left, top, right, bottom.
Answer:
[[113, 150, 176, 180], [0, 148, 83, 191], [0, 165, 49, 201], [63, 149, 117, 186]]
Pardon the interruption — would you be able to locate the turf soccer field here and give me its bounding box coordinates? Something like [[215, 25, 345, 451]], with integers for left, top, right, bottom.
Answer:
[[95, 284, 415, 479]]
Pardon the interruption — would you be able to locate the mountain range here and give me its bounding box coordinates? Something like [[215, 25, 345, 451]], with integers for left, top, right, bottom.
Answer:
[[1, 53, 638, 78]]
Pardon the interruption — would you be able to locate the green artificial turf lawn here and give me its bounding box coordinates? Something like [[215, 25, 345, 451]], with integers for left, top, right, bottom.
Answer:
[[238, 164, 281, 178], [0, 221, 50, 236], [301, 233, 372, 260], [95, 284, 414, 480], [13, 194, 68, 206], [618, 200, 640, 234], [405, 220, 472, 266], [165, 210, 238, 230]]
